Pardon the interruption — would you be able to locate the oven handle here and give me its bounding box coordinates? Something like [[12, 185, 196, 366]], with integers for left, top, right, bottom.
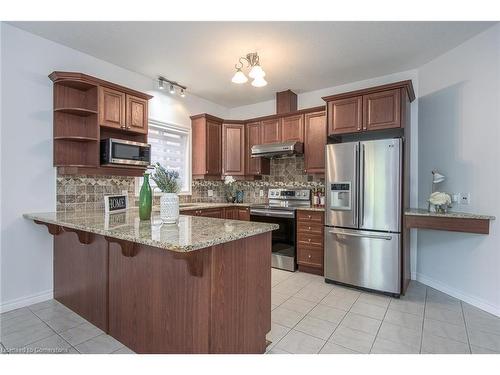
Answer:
[[250, 209, 295, 218]]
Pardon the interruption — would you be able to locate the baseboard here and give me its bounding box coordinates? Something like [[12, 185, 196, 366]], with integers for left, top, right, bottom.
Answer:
[[0, 289, 53, 313], [416, 273, 500, 318]]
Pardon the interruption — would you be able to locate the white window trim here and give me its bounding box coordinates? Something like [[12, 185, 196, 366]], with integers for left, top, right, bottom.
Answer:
[[135, 118, 192, 197]]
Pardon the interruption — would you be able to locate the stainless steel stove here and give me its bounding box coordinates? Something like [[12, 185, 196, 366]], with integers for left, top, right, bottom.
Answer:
[[250, 188, 311, 271]]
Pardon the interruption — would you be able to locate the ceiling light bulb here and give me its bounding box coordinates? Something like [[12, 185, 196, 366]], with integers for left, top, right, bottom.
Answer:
[[158, 79, 165, 90], [251, 77, 267, 87], [169, 84, 175, 94], [249, 64, 265, 79], [180, 88, 186, 97], [231, 68, 248, 84]]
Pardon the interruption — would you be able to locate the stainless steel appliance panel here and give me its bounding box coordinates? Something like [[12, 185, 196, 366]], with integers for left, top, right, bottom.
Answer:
[[325, 228, 401, 294], [359, 139, 402, 232], [325, 142, 358, 228]]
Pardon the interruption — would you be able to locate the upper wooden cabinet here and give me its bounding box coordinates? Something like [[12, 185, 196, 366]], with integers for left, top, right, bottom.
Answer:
[[222, 123, 245, 176], [281, 114, 304, 143], [246, 121, 270, 176], [327, 96, 362, 135], [323, 80, 415, 136], [126, 94, 148, 134], [99, 87, 126, 130], [304, 111, 326, 174], [363, 89, 401, 131], [191, 114, 222, 179], [261, 118, 281, 144]]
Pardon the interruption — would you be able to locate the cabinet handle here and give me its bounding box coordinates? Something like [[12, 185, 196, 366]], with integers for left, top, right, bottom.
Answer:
[[308, 254, 312, 259], [121, 125, 126, 129], [308, 215, 312, 219], [308, 226, 311, 230], [126, 126, 131, 129], [308, 238, 311, 242]]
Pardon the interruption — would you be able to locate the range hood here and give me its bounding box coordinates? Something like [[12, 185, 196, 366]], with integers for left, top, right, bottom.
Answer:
[[251, 141, 304, 158]]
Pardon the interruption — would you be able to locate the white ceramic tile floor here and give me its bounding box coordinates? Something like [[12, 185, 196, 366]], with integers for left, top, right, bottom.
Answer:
[[2, 268, 500, 355], [266, 268, 500, 354]]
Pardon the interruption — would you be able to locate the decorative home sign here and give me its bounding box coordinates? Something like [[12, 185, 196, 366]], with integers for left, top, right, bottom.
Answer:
[[104, 194, 128, 214]]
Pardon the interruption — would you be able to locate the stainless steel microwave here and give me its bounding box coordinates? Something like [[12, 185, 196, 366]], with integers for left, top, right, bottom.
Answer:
[[100, 138, 151, 167]]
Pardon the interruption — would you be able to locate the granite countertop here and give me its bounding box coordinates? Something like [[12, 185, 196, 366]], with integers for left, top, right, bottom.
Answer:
[[296, 207, 325, 212], [405, 208, 495, 220], [23, 208, 278, 253]]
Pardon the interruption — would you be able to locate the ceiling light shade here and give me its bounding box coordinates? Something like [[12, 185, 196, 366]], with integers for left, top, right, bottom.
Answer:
[[158, 79, 165, 90], [180, 88, 186, 97], [249, 64, 265, 79], [169, 84, 175, 94], [231, 68, 248, 84], [251, 76, 267, 88]]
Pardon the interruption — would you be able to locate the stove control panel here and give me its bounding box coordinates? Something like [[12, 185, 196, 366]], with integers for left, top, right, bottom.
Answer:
[[268, 189, 311, 201]]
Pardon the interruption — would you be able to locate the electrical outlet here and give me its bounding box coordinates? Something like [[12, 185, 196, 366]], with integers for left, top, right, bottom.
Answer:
[[259, 190, 264, 197], [451, 193, 460, 203], [459, 192, 471, 205], [208, 189, 213, 197], [122, 190, 128, 196]]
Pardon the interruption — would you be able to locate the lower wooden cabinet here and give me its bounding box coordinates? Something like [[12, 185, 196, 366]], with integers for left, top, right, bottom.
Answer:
[[183, 206, 250, 221], [296, 210, 324, 275], [236, 207, 250, 221]]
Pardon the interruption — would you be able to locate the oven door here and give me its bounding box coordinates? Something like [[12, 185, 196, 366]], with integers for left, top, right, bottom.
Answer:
[[250, 209, 296, 271]]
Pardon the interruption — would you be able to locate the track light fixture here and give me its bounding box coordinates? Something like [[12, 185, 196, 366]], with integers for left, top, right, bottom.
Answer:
[[231, 52, 267, 87], [157, 77, 187, 97]]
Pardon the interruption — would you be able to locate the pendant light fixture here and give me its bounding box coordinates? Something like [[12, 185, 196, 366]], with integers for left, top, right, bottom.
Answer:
[[231, 52, 267, 87], [157, 77, 187, 98]]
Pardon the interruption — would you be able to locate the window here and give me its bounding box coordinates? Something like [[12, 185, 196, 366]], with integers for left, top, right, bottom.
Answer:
[[135, 120, 191, 195]]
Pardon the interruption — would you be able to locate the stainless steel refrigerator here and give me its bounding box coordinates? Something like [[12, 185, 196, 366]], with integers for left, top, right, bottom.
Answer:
[[324, 138, 402, 295]]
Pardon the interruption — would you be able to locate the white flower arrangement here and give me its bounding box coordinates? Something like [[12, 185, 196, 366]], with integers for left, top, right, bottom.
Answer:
[[428, 191, 452, 206], [224, 175, 236, 185]]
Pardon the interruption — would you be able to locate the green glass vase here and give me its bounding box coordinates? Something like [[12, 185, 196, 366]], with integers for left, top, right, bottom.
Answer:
[[139, 173, 152, 220]]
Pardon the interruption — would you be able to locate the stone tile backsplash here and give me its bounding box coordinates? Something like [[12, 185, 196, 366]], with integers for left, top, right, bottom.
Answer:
[[56, 156, 324, 211]]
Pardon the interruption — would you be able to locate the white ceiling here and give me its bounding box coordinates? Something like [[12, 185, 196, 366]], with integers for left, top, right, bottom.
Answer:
[[11, 21, 495, 108]]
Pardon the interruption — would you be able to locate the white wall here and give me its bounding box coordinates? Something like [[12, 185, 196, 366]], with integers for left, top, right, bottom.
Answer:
[[0, 23, 229, 312], [229, 70, 420, 279], [417, 24, 500, 316]]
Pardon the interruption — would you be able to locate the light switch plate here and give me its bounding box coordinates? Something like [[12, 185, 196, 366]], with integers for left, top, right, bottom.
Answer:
[[259, 190, 264, 197], [122, 190, 128, 196], [459, 192, 471, 205], [208, 189, 213, 197]]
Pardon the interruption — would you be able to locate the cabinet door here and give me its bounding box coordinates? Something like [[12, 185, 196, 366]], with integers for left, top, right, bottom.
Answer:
[[126, 95, 148, 134], [363, 89, 401, 131], [237, 207, 250, 221], [281, 114, 304, 142], [246, 122, 270, 176], [327, 96, 362, 135], [224, 207, 237, 219], [261, 118, 281, 144], [222, 123, 245, 176], [198, 208, 223, 218], [205, 120, 222, 175], [99, 87, 126, 130], [304, 111, 326, 174]]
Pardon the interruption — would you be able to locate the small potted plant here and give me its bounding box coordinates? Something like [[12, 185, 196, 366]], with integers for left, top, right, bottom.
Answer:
[[224, 175, 237, 203], [151, 163, 181, 223], [428, 191, 452, 213]]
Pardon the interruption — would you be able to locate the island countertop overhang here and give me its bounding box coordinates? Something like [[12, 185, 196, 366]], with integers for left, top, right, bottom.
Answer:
[[23, 208, 279, 252]]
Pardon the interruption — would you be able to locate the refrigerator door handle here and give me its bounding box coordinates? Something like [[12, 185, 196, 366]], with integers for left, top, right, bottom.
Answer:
[[360, 144, 365, 227], [329, 229, 393, 241], [353, 144, 358, 226]]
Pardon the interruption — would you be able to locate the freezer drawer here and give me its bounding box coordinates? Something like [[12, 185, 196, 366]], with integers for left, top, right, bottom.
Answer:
[[324, 228, 401, 294]]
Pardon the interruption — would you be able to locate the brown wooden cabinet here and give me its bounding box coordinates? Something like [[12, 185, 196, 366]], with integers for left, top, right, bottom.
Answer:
[[245, 121, 270, 176], [191, 114, 222, 179], [184, 206, 249, 221], [222, 123, 245, 176], [363, 89, 401, 131], [50, 71, 152, 177], [296, 210, 324, 275], [281, 114, 304, 142], [236, 207, 250, 221], [304, 111, 326, 174], [327, 96, 362, 135], [126, 94, 148, 134], [323, 81, 415, 136], [99, 86, 126, 130], [261, 118, 281, 144], [198, 208, 224, 218]]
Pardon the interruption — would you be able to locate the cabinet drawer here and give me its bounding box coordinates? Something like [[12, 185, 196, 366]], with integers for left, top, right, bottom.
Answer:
[[297, 210, 324, 224], [297, 222, 323, 235], [297, 246, 323, 268], [297, 233, 323, 247]]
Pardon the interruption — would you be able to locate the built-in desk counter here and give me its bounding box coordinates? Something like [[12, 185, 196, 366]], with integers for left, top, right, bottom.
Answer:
[[405, 209, 495, 234]]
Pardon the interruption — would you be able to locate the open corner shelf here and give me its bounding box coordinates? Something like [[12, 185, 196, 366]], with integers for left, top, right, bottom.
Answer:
[[54, 107, 98, 116]]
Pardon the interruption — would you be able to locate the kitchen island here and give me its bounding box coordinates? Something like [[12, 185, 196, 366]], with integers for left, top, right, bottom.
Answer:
[[23, 209, 278, 354]]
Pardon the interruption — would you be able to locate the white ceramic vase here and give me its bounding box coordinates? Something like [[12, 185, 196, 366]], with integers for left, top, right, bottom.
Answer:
[[160, 193, 179, 224]]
